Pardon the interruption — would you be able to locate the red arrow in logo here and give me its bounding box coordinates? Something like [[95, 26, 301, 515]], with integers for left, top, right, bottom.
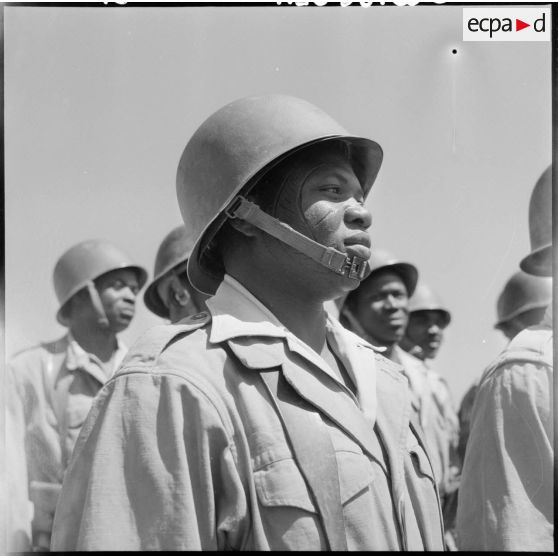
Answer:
[[516, 18, 530, 31]]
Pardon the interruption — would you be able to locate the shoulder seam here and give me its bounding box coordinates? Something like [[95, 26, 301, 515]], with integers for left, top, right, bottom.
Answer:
[[104, 366, 239, 449]]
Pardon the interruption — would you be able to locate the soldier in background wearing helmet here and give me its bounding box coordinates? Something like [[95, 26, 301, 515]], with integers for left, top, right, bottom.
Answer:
[[144, 225, 208, 323], [494, 271, 552, 341], [400, 283, 452, 362], [52, 95, 444, 551], [340, 254, 457, 546], [8, 239, 147, 551], [457, 270, 552, 464], [340, 249, 418, 364], [400, 284, 460, 548], [457, 166, 553, 551]]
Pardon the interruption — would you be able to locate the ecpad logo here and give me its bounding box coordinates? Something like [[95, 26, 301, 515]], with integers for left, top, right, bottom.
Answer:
[[463, 8, 550, 42]]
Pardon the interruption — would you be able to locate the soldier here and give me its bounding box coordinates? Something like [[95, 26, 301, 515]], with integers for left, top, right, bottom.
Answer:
[[400, 283, 459, 547], [51, 95, 444, 551], [340, 249, 418, 363], [341, 256, 457, 546], [457, 270, 552, 464], [457, 166, 553, 551], [400, 283, 451, 361], [495, 270, 552, 341], [9, 239, 147, 551], [144, 225, 208, 323]]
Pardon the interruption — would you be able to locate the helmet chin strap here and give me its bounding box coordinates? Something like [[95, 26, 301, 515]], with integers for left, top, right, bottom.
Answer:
[[86, 281, 110, 328], [225, 196, 369, 281]]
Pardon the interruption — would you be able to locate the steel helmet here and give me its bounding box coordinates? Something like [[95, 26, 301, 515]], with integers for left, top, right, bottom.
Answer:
[[53, 239, 148, 325], [495, 270, 552, 328], [177, 94, 384, 295], [520, 165, 552, 276], [365, 248, 419, 297], [408, 283, 451, 327], [143, 225, 195, 318]]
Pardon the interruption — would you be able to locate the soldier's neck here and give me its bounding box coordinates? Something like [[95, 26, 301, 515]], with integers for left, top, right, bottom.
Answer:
[[228, 269, 329, 355], [69, 322, 118, 364]]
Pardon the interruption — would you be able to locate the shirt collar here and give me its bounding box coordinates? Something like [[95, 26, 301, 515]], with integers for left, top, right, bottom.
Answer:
[[207, 275, 379, 420], [65, 332, 127, 378], [207, 274, 290, 344]]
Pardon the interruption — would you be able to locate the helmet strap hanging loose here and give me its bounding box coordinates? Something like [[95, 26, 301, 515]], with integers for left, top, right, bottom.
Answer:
[[225, 196, 369, 281], [86, 281, 110, 328]]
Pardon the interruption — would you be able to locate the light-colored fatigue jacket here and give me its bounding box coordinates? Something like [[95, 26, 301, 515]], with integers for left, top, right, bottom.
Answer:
[[457, 380, 479, 465], [51, 275, 444, 552], [456, 312, 553, 551], [396, 348, 460, 500], [9, 334, 126, 549], [4, 366, 32, 553]]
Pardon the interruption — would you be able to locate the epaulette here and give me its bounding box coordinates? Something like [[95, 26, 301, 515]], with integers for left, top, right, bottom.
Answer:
[[121, 311, 212, 368]]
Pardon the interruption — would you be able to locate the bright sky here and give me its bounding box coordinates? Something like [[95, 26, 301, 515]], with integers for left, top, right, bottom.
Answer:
[[4, 4, 552, 404]]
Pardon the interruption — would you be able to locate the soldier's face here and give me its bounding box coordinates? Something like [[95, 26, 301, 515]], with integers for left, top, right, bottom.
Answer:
[[271, 152, 372, 287], [404, 310, 446, 359], [351, 271, 409, 344], [95, 269, 140, 332]]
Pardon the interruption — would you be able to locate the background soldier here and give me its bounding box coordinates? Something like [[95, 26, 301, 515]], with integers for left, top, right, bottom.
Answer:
[[52, 95, 444, 551], [340, 249, 418, 363], [400, 283, 451, 361], [458, 270, 552, 464], [494, 270, 552, 341], [457, 166, 553, 551], [144, 225, 208, 323], [9, 239, 147, 551], [340, 251, 428, 409], [400, 283, 459, 548], [342, 260, 458, 547]]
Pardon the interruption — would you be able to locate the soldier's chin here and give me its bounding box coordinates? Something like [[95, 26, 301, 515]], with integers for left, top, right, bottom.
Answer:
[[339, 273, 361, 293], [423, 346, 438, 359], [111, 315, 133, 332]]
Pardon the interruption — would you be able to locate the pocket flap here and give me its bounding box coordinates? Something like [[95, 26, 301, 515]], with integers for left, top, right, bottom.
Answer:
[[337, 451, 376, 505], [255, 458, 317, 513]]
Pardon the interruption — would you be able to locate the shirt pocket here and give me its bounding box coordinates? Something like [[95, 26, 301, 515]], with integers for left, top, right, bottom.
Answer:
[[255, 457, 317, 513], [254, 456, 322, 549], [255, 452, 375, 509], [253, 451, 375, 550]]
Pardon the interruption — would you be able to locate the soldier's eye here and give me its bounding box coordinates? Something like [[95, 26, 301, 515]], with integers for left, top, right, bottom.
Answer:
[[321, 185, 342, 194]]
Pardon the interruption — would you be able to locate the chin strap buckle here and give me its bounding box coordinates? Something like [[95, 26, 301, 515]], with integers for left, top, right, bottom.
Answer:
[[343, 256, 369, 281]]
